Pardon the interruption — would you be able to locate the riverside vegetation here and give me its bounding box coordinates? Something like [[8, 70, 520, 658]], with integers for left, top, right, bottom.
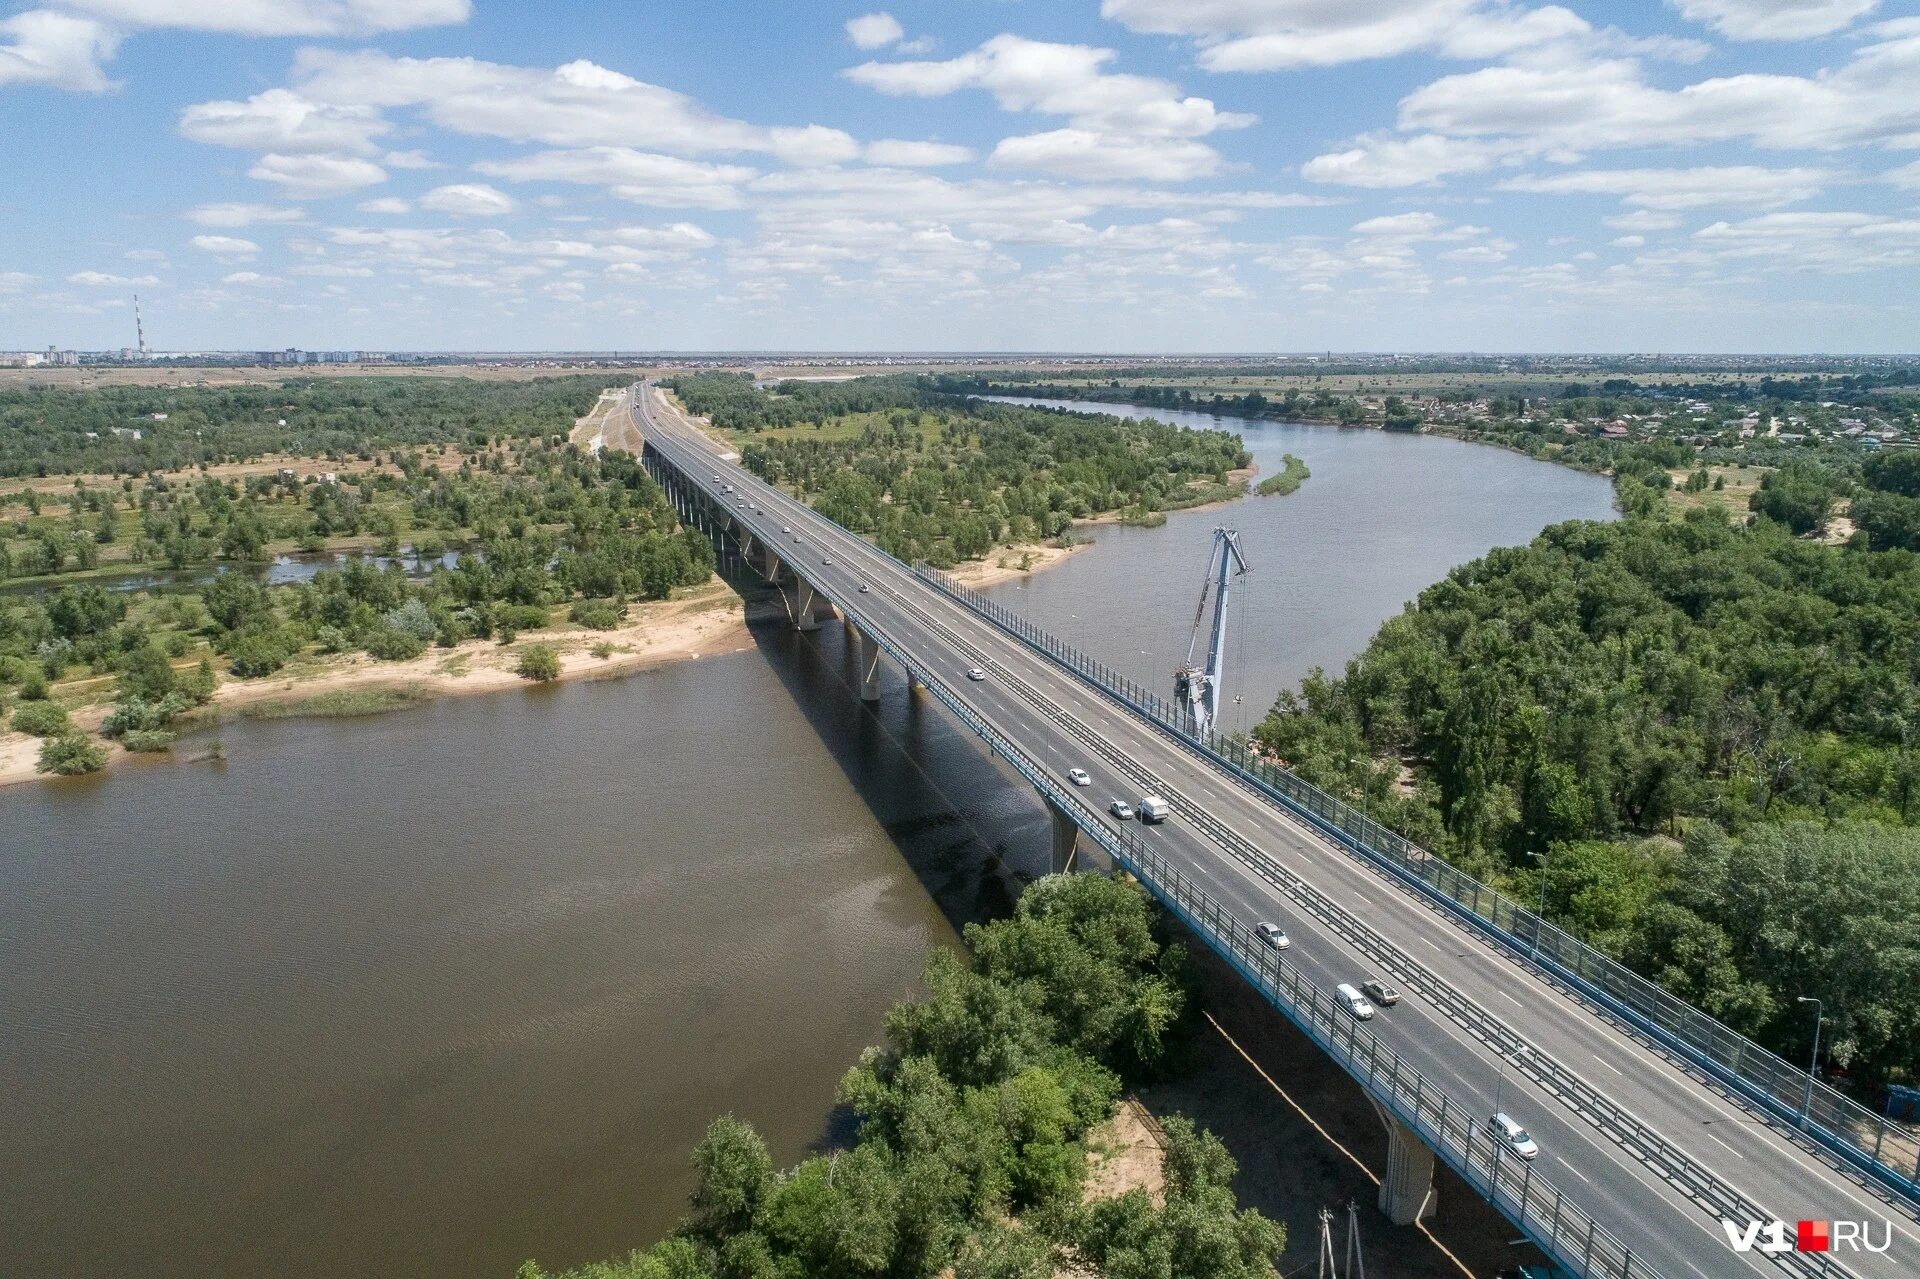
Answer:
[[666, 373, 1251, 567], [1, 376, 713, 774], [518, 874, 1284, 1279], [1254, 477, 1920, 1085]]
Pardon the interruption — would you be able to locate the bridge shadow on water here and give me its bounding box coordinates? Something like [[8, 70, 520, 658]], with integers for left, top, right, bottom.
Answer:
[[720, 568, 1546, 1275]]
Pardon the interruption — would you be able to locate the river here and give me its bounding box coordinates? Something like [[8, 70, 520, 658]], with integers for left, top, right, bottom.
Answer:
[[0, 407, 1614, 1277]]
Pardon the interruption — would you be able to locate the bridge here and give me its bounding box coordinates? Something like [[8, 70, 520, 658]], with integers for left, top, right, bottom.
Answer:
[[631, 382, 1917, 1279]]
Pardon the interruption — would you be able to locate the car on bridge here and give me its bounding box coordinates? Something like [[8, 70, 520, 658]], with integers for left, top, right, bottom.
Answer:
[[1491, 1112, 1539, 1160], [1137, 795, 1170, 823], [1107, 799, 1134, 820], [1067, 767, 1091, 786], [1336, 983, 1376, 1021], [858, 584, 870, 593], [1255, 921, 1291, 950], [1362, 978, 1400, 1007]]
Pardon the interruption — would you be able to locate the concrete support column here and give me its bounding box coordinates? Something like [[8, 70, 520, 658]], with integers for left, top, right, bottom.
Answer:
[[1372, 1103, 1437, 1224], [1047, 800, 1082, 875], [791, 577, 821, 632], [854, 627, 882, 702]]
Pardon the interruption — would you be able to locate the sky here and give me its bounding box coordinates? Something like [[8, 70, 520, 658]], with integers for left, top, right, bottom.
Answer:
[[2, 0, 1918, 353]]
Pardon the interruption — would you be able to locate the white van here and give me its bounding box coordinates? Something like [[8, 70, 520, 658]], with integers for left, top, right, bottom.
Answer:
[[1336, 983, 1376, 1020], [1138, 795, 1170, 824]]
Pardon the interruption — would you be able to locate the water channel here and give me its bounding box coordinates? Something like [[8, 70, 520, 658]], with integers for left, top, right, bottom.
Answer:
[[0, 407, 1615, 1277]]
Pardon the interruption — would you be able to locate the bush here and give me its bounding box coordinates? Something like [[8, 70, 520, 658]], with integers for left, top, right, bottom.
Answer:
[[101, 692, 190, 738], [11, 701, 71, 736], [227, 631, 297, 678], [17, 667, 49, 700], [121, 729, 176, 753], [516, 643, 561, 682], [495, 603, 552, 633], [37, 732, 106, 776], [362, 627, 428, 661], [569, 598, 627, 630]]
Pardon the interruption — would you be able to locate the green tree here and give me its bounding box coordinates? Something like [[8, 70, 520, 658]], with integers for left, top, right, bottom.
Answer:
[[516, 643, 562, 681]]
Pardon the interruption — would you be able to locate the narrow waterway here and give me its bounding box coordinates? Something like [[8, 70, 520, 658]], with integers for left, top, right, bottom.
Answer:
[[1, 408, 1615, 1277], [982, 398, 1618, 732]]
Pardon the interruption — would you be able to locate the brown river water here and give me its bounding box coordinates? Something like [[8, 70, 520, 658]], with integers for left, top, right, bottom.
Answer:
[[0, 408, 1614, 1277]]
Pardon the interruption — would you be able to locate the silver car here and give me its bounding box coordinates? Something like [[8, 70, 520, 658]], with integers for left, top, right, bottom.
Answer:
[[1492, 1113, 1538, 1160]]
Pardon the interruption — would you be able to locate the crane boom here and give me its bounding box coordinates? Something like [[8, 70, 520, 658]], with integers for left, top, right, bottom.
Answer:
[[1172, 526, 1248, 740]]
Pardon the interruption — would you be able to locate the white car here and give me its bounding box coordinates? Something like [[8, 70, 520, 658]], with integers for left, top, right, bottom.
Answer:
[[966, 667, 987, 681], [822, 557, 833, 566], [1108, 800, 1134, 820], [1067, 767, 1091, 787], [781, 526, 791, 533], [858, 584, 870, 594], [1336, 983, 1376, 1021], [1255, 922, 1290, 950], [1491, 1113, 1538, 1160]]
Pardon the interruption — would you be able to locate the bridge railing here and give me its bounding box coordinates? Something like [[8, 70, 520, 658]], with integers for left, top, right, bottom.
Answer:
[[914, 563, 1920, 1205]]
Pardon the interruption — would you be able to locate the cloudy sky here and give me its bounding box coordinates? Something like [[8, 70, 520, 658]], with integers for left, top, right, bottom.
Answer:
[[3, 0, 1917, 352]]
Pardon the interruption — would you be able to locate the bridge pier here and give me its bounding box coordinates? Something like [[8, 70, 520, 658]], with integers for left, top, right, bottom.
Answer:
[[1047, 800, 1082, 874], [854, 626, 882, 702], [790, 576, 822, 632], [1371, 1101, 1438, 1224]]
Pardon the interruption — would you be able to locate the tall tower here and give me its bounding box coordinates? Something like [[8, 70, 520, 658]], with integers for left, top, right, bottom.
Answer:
[[133, 294, 149, 360]]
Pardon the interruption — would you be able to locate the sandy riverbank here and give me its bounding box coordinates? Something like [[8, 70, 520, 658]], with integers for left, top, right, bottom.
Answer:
[[0, 581, 752, 789]]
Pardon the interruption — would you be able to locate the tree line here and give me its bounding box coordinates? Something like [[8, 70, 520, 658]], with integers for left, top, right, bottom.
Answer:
[[0, 374, 626, 478]]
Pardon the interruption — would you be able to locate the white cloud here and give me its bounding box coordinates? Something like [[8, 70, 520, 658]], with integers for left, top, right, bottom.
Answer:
[[1099, 0, 1596, 71], [1498, 165, 1835, 210], [288, 49, 855, 163], [0, 271, 33, 293], [989, 130, 1227, 182], [1885, 158, 1920, 189], [179, 88, 387, 154], [1610, 234, 1647, 246], [1670, 0, 1878, 41], [185, 202, 306, 227], [845, 34, 1253, 139], [1683, 210, 1920, 272], [0, 9, 118, 91], [419, 183, 516, 217], [219, 270, 282, 285], [383, 149, 438, 169], [248, 152, 388, 196], [189, 234, 261, 257], [475, 147, 755, 209], [1396, 34, 1920, 152], [1301, 133, 1533, 188], [60, 0, 470, 36], [357, 196, 412, 214], [845, 12, 904, 50], [1605, 208, 1683, 231], [864, 139, 975, 167], [68, 270, 160, 286]]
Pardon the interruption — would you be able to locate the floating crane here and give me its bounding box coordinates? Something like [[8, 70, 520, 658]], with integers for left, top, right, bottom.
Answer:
[[1172, 525, 1248, 740]]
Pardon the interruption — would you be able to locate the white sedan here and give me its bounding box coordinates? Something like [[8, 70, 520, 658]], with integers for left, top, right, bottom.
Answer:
[[1067, 767, 1091, 787]]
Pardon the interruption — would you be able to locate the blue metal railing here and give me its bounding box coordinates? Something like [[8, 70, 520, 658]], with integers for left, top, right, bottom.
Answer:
[[913, 564, 1920, 1208]]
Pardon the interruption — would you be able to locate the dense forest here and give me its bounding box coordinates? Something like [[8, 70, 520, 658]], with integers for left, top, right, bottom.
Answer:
[[519, 875, 1283, 1279], [0, 375, 624, 477], [668, 373, 1249, 567], [1254, 505, 1920, 1084]]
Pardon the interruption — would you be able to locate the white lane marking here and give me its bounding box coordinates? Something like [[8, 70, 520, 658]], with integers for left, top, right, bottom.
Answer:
[[1701, 1129, 1746, 1160], [1558, 1158, 1591, 1184], [1593, 1055, 1624, 1076], [1498, 990, 1525, 1010]]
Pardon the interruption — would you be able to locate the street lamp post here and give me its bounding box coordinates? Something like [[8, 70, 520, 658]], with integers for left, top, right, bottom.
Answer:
[[1797, 996, 1825, 1125], [1525, 848, 1552, 960]]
